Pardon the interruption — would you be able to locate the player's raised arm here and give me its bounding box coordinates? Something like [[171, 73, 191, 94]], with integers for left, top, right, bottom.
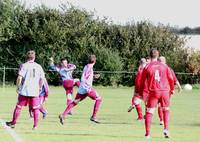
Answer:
[[49, 57, 60, 72]]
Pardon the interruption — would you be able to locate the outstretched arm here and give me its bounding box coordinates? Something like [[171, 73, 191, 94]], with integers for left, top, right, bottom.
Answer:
[[49, 57, 60, 72]]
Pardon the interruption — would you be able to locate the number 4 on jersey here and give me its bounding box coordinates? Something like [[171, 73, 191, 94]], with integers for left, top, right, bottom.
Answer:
[[154, 70, 160, 82]]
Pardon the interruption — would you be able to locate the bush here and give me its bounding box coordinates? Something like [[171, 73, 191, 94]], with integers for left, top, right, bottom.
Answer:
[[0, 0, 191, 86]]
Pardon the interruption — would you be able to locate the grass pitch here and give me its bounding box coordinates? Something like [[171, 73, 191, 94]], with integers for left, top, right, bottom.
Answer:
[[0, 86, 200, 142]]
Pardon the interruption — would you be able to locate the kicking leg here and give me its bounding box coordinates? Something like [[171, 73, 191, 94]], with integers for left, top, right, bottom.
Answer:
[[59, 93, 87, 125], [134, 96, 143, 120], [87, 89, 102, 123]]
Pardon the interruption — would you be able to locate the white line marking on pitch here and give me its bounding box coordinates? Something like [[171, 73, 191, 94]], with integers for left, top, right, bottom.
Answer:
[[0, 119, 23, 142]]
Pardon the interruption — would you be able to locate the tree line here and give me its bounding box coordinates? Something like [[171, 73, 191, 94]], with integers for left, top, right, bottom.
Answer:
[[171, 26, 200, 35], [0, 0, 199, 86]]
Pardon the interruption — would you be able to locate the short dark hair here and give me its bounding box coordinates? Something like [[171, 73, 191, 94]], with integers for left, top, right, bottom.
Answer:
[[88, 55, 96, 64], [60, 58, 67, 62], [150, 48, 159, 59]]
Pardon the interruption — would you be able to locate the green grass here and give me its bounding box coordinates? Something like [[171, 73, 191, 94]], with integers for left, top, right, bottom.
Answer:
[[0, 86, 200, 142]]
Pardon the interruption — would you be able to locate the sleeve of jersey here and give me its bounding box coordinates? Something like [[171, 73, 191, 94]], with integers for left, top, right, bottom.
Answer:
[[167, 67, 175, 92], [82, 66, 92, 84], [39, 66, 45, 89], [40, 67, 45, 79], [18, 64, 26, 77], [134, 71, 142, 93], [139, 68, 148, 96], [44, 79, 49, 98], [49, 64, 60, 72]]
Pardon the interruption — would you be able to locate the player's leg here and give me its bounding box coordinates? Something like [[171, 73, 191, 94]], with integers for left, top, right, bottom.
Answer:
[[66, 89, 73, 106], [63, 80, 74, 114], [142, 92, 149, 120], [30, 96, 40, 129], [59, 93, 87, 125], [127, 95, 135, 112], [145, 93, 159, 138], [134, 96, 143, 120], [63, 80, 74, 105], [66, 90, 73, 115], [160, 92, 170, 138], [39, 96, 48, 119], [28, 104, 33, 118], [6, 95, 28, 128], [87, 89, 102, 123], [128, 95, 143, 120], [158, 103, 164, 125]]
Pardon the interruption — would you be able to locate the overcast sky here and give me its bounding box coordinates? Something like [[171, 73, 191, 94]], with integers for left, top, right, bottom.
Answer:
[[21, 0, 200, 28]]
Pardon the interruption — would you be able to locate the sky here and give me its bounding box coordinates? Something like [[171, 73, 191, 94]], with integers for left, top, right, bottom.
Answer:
[[21, 0, 200, 28]]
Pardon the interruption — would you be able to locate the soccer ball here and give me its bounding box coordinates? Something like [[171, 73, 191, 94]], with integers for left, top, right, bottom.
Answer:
[[184, 84, 192, 91]]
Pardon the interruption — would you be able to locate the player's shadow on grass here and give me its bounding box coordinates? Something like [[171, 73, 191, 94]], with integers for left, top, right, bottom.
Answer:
[[183, 123, 200, 127], [23, 132, 140, 138], [100, 122, 132, 125]]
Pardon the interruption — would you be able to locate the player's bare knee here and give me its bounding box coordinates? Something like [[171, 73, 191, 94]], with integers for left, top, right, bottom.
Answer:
[[96, 96, 102, 101], [74, 78, 79, 83], [146, 107, 156, 114], [162, 107, 170, 111], [134, 98, 142, 105], [67, 94, 73, 100], [74, 99, 81, 104], [32, 105, 40, 110], [16, 105, 22, 109]]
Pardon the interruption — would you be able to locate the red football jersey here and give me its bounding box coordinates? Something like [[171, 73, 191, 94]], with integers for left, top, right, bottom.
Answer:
[[134, 65, 144, 93], [140, 61, 174, 93], [135, 65, 149, 94]]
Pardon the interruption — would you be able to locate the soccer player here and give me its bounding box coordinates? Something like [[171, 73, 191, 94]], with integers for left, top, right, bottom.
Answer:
[[140, 49, 174, 138], [157, 56, 182, 125], [58, 55, 102, 124], [158, 56, 182, 93], [6, 50, 45, 129], [128, 58, 147, 121], [49, 57, 80, 114]]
